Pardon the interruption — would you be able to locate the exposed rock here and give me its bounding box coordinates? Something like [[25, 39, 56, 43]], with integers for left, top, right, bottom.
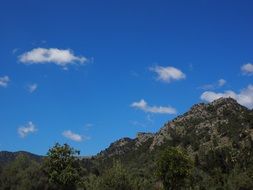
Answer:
[[135, 132, 154, 147], [97, 137, 134, 158], [150, 97, 251, 150]]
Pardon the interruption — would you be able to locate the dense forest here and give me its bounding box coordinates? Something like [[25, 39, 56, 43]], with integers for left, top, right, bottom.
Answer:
[[0, 98, 253, 190]]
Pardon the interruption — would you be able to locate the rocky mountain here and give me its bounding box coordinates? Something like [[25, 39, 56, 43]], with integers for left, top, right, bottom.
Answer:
[[96, 97, 253, 166]]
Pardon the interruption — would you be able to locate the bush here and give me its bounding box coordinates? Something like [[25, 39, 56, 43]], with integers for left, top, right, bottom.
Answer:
[[156, 147, 193, 190]]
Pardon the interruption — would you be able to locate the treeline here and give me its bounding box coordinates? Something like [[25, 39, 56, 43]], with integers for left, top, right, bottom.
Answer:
[[0, 143, 253, 190]]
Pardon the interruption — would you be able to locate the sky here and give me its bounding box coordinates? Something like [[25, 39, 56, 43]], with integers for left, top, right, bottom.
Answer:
[[0, 0, 253, 156]]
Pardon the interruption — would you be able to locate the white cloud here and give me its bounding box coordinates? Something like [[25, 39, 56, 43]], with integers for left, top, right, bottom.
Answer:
[[131, 99, 177, 114], [200, 84, 253, 109], [0, 76, 10, 87], [218, 79, 226, 87], [27, 83, 38, 93], [62, 130, 89, 142], [241, 63, 253, 75], [199, 79, 226, 90], [19, 48, 87, 67], [18, 121, 37, 138], [150, 66, 186, 83]]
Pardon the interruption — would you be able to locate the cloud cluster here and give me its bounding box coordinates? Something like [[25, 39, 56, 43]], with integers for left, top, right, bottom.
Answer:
[[19, 48, 87, 67], [0, 76, 10, 87], [131, 99, 177, 114], [150, 66, 186, 83], [241, 63, 253, 75], [62, 130, 85, 142], [200, 84, 253, 109], [18, 121, 37, 138]]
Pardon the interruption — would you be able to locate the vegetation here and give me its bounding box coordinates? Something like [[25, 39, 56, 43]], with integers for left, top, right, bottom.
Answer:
[[156, 147, 193, 190], [43, 143, 83, 189]]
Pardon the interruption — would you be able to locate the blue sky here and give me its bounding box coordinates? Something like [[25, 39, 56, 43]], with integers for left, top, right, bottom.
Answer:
[[0, 0, 253, 156]]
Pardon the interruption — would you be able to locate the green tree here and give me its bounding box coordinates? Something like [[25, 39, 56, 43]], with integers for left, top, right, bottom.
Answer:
[[156, 147, 193, 190], [0, 154, 52, 190], [97, 161, 133, 190], [43, 143, 82, 190]]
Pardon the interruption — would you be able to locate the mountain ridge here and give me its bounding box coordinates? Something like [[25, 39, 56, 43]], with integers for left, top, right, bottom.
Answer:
[[96, 97, 253, 160]]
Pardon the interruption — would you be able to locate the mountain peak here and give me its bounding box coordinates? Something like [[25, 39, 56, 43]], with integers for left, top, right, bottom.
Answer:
[[210, 97, 239, 106]]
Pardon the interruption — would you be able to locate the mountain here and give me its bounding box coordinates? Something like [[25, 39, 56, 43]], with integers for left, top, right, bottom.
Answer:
[[0, 151, 42, 166], [95, 97, 253, 183], [97, 97, 253, 157]]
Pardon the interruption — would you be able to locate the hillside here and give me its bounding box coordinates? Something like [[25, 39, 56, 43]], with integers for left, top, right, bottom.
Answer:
[[97, 97, 253, 159], [93, 97, 253, 189], [0, 151, 42, 166]]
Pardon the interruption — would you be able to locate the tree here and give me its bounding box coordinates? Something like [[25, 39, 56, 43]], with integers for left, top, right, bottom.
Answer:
[[0, 154, 51, 190], [97, 161, 133, 190], [156, 147, 193, 190], [43, 143, 82, 190]]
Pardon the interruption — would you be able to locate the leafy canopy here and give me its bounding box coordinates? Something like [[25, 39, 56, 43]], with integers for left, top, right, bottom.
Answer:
[[156, 147, 193, 190]]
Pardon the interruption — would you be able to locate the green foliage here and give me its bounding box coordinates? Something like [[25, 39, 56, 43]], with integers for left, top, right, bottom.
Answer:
[[97, 160, 133, 190], [0, 154, 54, 190], [43, 143, 82, 189], [156, 147, 193, 190]]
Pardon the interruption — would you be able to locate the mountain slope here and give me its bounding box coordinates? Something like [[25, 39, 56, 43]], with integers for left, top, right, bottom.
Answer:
[[95, 97, 253, 184], [0, 151, 42, 166], [97, 97, 253, 158]]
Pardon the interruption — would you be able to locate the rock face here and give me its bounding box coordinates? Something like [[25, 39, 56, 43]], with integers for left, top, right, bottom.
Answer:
[[135, 132, 154, 147], [97, 138, 135, 158], [98, 133, 155, 158], [150, 97, 251, 151]]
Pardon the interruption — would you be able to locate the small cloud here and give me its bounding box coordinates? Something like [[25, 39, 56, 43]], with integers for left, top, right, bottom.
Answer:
[[218, 79, 226, 87], [0, 76, 10, 87], [199, 78, 226, 90], [150, 66, 186, 83], [241, 63, 253, 75], [131, 99, 177, 114], [19, 48, 88, 68], [18, 121, 37, 138], [62, 130, 90, 142], [27, 83, 38, 93], [200, 84, 253, 109]]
